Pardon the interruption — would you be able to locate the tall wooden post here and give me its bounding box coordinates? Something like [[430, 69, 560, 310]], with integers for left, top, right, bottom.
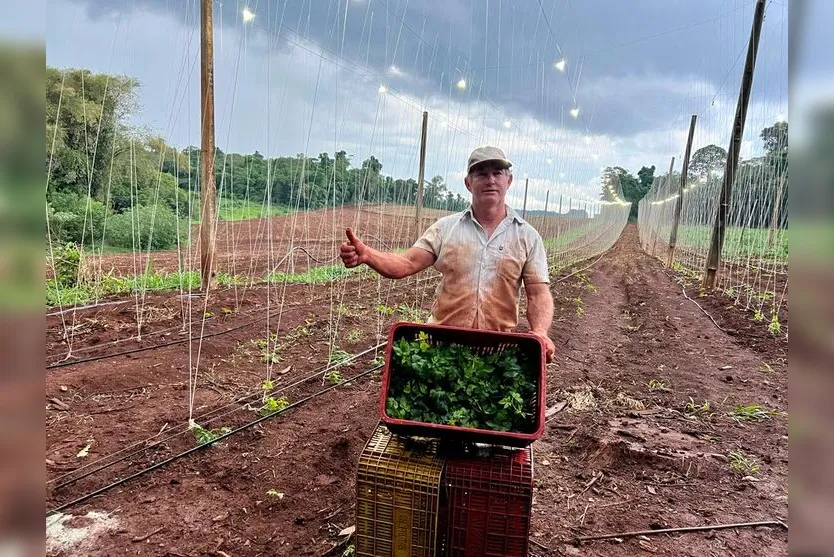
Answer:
[[199, 0, 217, 292], [652, 157, 675, 257], [522, 178, 529, 219], [414, 111, 428, 242], [703, 0, 766, 289], [667, 115, 697, 267]]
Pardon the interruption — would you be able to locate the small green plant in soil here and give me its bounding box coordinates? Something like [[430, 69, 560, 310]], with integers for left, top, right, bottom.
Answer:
[[768, 313, 782, 336], [259, 396, 290, 417], [647, 379, 670, 392], [728, 450, 760, 475], [347, 329, 364, 343], [329, 349, 352, 366], [728, 404, 786, 423], [386, 331, 537, 432], [685, 397, 712, 419], [325, 369, 343, 385], [191, 424, 232, 445]]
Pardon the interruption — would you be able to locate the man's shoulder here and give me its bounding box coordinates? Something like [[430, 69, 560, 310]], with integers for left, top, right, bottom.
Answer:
[[431, 211, 468, 230]]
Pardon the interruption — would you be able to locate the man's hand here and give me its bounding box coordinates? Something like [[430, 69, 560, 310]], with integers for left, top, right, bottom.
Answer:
[[532, 331, 555, 363], [339, 228, 369, 268]]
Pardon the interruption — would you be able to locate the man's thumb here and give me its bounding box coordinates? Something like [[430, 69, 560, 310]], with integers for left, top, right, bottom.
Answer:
[[345, 228, 360, 246]]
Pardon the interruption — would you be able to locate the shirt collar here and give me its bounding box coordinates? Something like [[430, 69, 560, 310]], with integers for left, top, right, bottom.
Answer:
[[462, 204, 526, 225]]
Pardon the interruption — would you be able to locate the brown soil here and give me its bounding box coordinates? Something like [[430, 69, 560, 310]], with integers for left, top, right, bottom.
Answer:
[[83, 206, 451, 278], [45, 224, 788, 556]]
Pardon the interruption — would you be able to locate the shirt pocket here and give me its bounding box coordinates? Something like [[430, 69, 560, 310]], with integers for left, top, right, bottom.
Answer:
[[486, 241, 525, 281]]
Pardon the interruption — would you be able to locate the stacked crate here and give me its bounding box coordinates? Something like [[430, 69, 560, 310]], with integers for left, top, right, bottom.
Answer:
[[356, 323, 543, 557], [439, 445, 534, 557], [356, 426, 445, 557]]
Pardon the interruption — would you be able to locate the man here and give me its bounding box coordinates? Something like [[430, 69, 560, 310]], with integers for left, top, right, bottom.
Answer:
[[339, 145, 556, 362]]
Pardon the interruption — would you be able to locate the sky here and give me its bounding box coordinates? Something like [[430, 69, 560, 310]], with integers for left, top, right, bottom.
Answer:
[[41, 0, 802, 209]]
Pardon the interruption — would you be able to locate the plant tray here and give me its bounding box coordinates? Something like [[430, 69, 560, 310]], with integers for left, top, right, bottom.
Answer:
[[379, 322, 546, 448], [356, 424, 445, 557]]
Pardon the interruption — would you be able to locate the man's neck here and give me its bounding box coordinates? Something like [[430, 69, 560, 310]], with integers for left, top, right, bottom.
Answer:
[[471, 202, 507, 230]]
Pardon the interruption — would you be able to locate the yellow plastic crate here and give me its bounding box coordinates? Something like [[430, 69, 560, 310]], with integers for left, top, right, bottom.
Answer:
[[356, 425, 445, 557]]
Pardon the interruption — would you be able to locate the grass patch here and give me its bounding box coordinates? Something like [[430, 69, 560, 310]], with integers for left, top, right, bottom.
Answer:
[[266, 264, 361, 285], [45, 269, 251, 308], [728, 404, 786, 423], [676, 225, 787, 262], [218, 198, 292, 221], [728, 450, 760, 475], [647, 379, 670, 392], [684, 397, 712, 419]]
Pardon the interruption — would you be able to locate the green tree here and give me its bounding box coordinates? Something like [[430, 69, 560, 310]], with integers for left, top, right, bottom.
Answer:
[[600, 166, 647, 220], [688, 145, 727, 182], [46, 67, 139, 197]]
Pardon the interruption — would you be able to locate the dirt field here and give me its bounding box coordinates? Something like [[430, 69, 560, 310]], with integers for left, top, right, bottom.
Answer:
[[86, 206, 456, 278], [45, 224, 788, 556]]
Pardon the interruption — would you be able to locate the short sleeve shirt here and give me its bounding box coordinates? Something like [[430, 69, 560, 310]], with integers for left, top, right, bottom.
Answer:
[[413, 205, 550, 332]]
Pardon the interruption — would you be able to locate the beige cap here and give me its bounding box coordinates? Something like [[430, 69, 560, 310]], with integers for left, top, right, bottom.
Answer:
[[467, 145, 512, 173]]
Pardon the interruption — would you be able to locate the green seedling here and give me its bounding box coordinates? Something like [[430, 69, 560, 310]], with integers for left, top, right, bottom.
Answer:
[[347, 329, 364, 343], [262, 379, 275, 391], [647, 379, 670, 392], [728, 404, 786, 423], [753, 309, 764, 322], [728, 450, 760, 475], [377, 304, 394, 316], [685, 397, 711, 418], [768, 314, 782, 336], [325, 370, 343, 385], [191, 424, 232, 445], [259, 396, 290, 417], [386, 331, 535, 432], [329, 349, 352, 366]]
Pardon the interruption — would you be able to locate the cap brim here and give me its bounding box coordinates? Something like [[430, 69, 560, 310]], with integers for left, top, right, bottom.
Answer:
[[468, 158, 513, 172]]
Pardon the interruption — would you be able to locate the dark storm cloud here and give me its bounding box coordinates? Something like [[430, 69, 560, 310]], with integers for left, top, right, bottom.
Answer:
[[64, 0, 789, 137]]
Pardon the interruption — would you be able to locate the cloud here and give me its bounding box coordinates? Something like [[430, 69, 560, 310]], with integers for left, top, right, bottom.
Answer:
[[47, 0, 790, 208]]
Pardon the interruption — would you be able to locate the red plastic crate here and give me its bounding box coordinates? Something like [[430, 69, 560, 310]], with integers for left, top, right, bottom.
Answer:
[[438, 445, 534, 556], [379, 322, 546, 447]]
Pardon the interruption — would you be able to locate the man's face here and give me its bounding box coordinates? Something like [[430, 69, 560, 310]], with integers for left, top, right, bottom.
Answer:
[[464, 163, 513, 203]]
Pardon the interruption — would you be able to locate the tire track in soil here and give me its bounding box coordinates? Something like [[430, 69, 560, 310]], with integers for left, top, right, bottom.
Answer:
[[532, 224, 787, 556]]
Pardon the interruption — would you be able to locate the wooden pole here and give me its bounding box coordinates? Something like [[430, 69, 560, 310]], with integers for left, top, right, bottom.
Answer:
[[652, 157, 675, 257], [199, 0, 216, 292], [768, 172, 786, 246], [522, 178, 529, 219], [414, 111, 428, 242], [703, 0, 766, 289], [544, 190, 549, 214], [667, 115, 697, 267]]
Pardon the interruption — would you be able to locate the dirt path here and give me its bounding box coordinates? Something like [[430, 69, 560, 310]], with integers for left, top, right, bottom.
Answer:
[[532, 224, 788, 556], [45, 224, 788, 556]]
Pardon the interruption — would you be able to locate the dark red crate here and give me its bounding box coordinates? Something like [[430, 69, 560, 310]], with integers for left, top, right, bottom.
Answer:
[[438, 445, 534, 557], [379, 322, 546, 448]]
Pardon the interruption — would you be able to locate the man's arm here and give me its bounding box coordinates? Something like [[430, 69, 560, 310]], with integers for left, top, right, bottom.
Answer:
[[525, 281, 555, 361], [340, 228, 435, 279]]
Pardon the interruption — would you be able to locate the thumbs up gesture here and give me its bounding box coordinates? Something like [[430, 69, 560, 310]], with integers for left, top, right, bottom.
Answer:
[[340, 228, 369, 268]]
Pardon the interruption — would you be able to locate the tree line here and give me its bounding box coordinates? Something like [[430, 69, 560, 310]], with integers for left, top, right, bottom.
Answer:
[[46, 67, 468, 251], [599, 121, 788, 228]]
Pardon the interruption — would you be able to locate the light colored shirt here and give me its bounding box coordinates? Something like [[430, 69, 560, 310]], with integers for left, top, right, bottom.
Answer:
[[413, 205, 550, 332]]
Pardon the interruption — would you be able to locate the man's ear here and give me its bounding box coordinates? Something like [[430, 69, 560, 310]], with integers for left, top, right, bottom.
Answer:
[[464, 175, 473, 193], [507, 172, 514, 187]]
